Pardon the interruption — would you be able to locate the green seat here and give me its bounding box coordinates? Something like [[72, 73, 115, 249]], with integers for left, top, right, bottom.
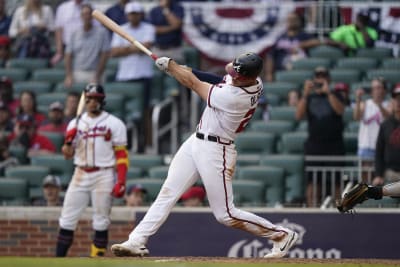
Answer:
[[296, 120, 307, 131], [54, 82, 86, 93], [183, 45, 200, 68], [13, 81, 53, 94], [8, 58, 49, 72], [5, 165, 50, 188], [8, 145, 28, 164], [0, 68, 29, 81], [249, 120, 295, 135], [126, 178, 165, 203], [106, 57, 120, 71], [36, 92, 67, 107], [265, 93, 281, 106], [309, 45, 345, 59], [269, 106, 297, 121], [381, 58, 400, 69], [30, 154, 74, 185], [343, 106, 353, 125], [366, 69, 400, 85], [232, 180, 265, 206], [350, 81, 372, 94], [260, 154, 304, 203], [335, 57, 378, 73], [104, 93, 124, 114], [275, 70, 313, 86], [346, 121, 360, 133], [235, 132, 275, 154], [104, 69, 116, 82], [237, 165, 285, 205], [104, 82, 144, 99], [31, 69, 65, 84], [126, 167, 143, 179], [0, 178, 29, 205], [344, 132, 358, 154], [330, 69, 361, 84], [358, 197, 400, 208], [236, 154, 261, 166], [148, 165, 169, 179], [39, 132, 64, 153], [355, 47, 393, 59], [292, 58, 332, 70], [279, 131, 308, 154], [129, 154, 164, 176], [163, 76, 180, 97], [263, 81, 298, 99]]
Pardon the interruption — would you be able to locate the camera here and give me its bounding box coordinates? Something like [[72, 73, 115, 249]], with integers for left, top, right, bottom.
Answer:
[[312, 82, 323, 90]]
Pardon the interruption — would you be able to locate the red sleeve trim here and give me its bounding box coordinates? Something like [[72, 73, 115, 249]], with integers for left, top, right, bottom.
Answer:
[[207, 85, 215, 108]]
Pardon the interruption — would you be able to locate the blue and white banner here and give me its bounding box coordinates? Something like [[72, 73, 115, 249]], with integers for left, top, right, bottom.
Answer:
[[182, 2, 296, 62]]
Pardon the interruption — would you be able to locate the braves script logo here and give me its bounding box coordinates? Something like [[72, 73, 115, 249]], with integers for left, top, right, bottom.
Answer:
[[227, 219, 342, 258]]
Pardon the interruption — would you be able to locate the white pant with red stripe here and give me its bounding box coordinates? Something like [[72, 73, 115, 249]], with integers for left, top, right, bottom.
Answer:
[[127, 133, 288, 246]]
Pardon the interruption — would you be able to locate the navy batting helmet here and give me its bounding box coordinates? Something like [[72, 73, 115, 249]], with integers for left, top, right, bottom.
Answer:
[[84, 83, 105, 107], [227, 52, 263, 79]]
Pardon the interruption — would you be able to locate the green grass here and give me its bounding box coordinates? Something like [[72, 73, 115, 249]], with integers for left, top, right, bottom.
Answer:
[[0, 257, 399, 267]]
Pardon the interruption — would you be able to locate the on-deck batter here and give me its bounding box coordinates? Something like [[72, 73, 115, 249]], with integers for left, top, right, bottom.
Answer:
[[56, 83, 128, 257], [111, 52, 299, 258]]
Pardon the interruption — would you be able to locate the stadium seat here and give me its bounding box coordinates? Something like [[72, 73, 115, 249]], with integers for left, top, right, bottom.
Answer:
[[104, 82, 144, 99], [126, 167, 143, 179], [381, 58, 400, 69], [344, 132, 358, 154], [103, 93, 125, 115], [235, 132, 276, 154], [183, 45, 200, 69], [236, 153, 261, 166], [13, 81, 53, 94], [104, 69, 116, 82], [5, 165, 50, 189], [0, 177, 29, 205], [39, 132, 64, 153], [54, 82, 87, 93], [249, 120, 295, 135], [8, 145, 28, 164], [346, 121, 360, 133], [366, 69, 400, 85], [308, 45, 344, 59], [263, 81, 298, 99], [31, 69, 65, 84], [350, 81, 372, 94], [292, 58, 332, 70], [106, 57, 120, 71], [129, 154, 164, 176], [8, 58, 48, 72], [30, 154, 74, 185], [0, 68, 29, 81], [236, 165, 285, 205], [335, 57, 378, 73], [126, 178, 165, 203], [296, 120, 307, 131], [358, 197, 400, 208], [330, 69, 361, 84], [232, 180, 265, 206], [148, 165, 169, 179], [269, 106, 297, 121], [355, 47, 393, 59], [275, 70, 313, 87], [265, 93, 281, 106], [36, 92, 67, 107], [343, 106, 353, 125], [279, 131, 308, 154]]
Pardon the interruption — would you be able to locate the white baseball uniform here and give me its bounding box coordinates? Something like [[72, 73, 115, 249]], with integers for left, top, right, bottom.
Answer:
[[126, 75, 290, 246], [59, 111, 127, 231]]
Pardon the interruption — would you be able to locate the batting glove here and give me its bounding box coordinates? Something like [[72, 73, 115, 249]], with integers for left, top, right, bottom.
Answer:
[[155, 57, 172, 72], [112, 182, 126, 198], [65, 128, 77, 145]]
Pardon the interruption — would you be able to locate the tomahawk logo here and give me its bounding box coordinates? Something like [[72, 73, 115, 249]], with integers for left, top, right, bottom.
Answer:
[[227, 219, 341, 258]]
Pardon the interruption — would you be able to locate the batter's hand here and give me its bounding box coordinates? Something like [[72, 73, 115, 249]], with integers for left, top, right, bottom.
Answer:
[[112, 182, 126, 198], [65, 128, 77, 145], [155, 57, 172, 72]]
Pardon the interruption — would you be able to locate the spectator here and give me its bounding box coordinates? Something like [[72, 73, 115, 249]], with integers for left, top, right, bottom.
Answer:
[[295, 66, 345, 207], [125, 184, 147, 207], [148, 0, 185, 63], [180, 186, 206, 207], [38, 101, 67, 133], [0, 35, 11, 67], [354, 77, 390, 165], [9, 0, 54, 58], [105, 0, 129, 31], [0, 0, 11, 36], [0, 76, 18, 116], [110, 1, 155, 152], [287, 89, 300, 107], [64, 92, 80, 123], [51, 0, 86, 66], [8, 114, 56, 157], [333, 82, 351, 107], [33, 175, 63, 206], [329, 10, 378, 56], [17, 90, 46, 125], [265, 12, 321, 82], [0, 101, 13, 132], [64, 4, 110, 88], [372, 84, 400, 186]]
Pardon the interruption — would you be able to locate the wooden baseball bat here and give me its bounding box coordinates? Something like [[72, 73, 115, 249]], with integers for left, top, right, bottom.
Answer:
[[76, 92, 85, 118], [92, 9, 158, 60]]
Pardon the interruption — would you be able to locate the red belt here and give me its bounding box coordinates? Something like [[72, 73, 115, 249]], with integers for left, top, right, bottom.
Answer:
[[78, 166, 106, 172]]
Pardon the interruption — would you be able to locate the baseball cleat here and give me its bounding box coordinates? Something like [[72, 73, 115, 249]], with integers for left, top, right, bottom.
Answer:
[[111, 241, 149, 257], [264, 230, 298, 258]]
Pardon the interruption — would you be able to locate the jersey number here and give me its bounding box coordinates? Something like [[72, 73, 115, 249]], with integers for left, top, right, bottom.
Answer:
[[235, 108, 256, 133]]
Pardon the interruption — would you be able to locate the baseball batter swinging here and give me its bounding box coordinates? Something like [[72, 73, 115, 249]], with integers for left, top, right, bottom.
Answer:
[[111, 52, 299, 258], [56, 83, 128, 257]]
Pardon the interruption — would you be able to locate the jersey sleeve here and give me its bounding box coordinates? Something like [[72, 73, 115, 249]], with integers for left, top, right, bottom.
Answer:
[[207, 84, 234, 110], [112, 118, 128, 147]]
